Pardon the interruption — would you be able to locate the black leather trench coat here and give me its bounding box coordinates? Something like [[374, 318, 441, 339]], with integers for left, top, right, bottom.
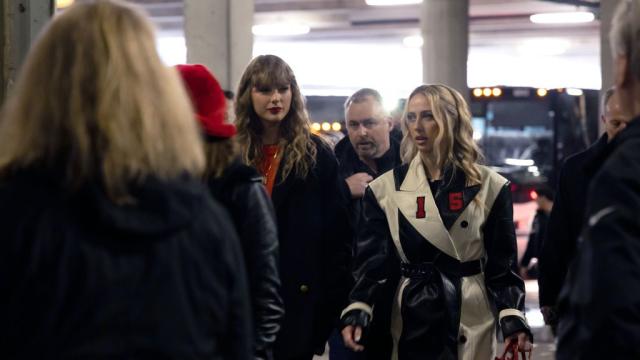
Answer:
[[208, 161, 284, 360], [343, 156, 530, 360]]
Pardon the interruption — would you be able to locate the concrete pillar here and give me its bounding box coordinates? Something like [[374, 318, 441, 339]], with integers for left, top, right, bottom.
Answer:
[[600, 0, 618, 92], [1, 0, 53, 102], [184, 0, 254, 92], [420, 0, 469, 97]]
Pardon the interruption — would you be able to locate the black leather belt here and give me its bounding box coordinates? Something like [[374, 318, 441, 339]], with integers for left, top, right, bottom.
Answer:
[[400, 257, 484, 278]]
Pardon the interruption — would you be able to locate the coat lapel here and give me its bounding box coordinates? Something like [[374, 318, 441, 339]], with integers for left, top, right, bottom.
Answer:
[[271, 150, 301, 212], [433, 167, 481, 230], [396, 156, 460, 260]]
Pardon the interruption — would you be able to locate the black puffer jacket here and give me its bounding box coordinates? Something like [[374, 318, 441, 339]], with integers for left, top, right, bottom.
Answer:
[[557, 118, 640, 359], [208, 160, 284, 360], [0, 170, 252, 360]]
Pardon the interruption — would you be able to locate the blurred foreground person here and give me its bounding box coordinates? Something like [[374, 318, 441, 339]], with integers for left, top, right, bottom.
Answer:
[[0, 2, 251, 359], [341, 84, 532, 360], [177, 63, 284, 360], [538, 87, 629, 332], [235, 54, 350, 360], [557, 1, 640, 358]]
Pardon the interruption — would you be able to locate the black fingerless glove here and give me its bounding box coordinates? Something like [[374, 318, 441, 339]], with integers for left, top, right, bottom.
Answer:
[[340, 309, 371, 345], [500, 315, 534, 343]]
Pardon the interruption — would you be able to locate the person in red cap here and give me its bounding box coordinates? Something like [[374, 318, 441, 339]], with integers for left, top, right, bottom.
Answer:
[[234, 54, 351, 360], [176, 63, 284, 360]]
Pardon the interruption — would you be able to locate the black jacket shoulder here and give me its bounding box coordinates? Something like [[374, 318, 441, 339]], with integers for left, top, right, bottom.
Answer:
[[0, 171, 252, 360]]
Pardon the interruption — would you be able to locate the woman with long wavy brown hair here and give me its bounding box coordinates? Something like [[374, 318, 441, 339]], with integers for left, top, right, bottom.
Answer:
[[0, 1, 251, 359], [235, 54, 350, 360], [341, 84, 532, 360]]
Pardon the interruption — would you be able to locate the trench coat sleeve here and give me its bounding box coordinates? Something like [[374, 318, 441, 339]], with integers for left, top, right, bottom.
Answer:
[[538, 164, 574, 307], [482, 184, 530, 339], [217, 209, 254, 360], [233, 180, 284, 357], [343, 187, 395, 318], [556, 153, 640, 359]]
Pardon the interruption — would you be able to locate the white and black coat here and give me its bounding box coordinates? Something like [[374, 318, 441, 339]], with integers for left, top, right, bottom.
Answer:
[[342, 155, 530, 360]]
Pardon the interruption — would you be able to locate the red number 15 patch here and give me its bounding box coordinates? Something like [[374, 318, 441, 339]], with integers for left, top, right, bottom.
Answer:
[[449, 192, 463, 211]]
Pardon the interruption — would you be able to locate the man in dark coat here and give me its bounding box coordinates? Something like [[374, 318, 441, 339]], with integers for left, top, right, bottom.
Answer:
[[556, 1, 640, 356], [538, 87, 629, 331], [331, 88, 401, 360], [519, 186, 554, 280]]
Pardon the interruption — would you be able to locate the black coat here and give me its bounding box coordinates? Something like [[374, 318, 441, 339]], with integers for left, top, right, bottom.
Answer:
[[0, 170, 252, 360], [272, 136, 351, 359], [538, 134, 608, 307], [208, 161, 284, 359], [334, 136, 401, 360], [557, 118, 640, 359], [520, 209, 549, 278]]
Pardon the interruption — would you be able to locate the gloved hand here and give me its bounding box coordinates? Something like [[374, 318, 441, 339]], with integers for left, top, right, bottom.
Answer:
[[340, 309, 371, 352]]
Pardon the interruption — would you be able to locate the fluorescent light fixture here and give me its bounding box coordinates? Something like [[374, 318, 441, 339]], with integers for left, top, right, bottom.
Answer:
[[567, 88, 584, 96], [366, 0, 422, 6], [403, 35, 423, 48], [530, 11, 595, 24], [252, 23, 310, 37], [505, 158, 535, 166]]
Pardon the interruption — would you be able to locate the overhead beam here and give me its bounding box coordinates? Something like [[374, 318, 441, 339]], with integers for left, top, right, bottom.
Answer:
[[539, 0, 600, 10]]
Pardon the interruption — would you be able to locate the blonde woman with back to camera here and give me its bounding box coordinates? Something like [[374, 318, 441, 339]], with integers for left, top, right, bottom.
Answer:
[[340, 84, 532, 360], [0, 1, 251, 359], [235, 54, 351, 360]]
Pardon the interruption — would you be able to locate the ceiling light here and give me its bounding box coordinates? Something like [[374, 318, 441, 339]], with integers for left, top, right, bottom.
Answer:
[[567, 88, 584, 96], [505, 158, 535, 166], [403, 35, 423, 48], [56, 0, 74, 9], [366, 0, 422, 6], [530, 11, 595, 24], [252, 23, 310, 37]]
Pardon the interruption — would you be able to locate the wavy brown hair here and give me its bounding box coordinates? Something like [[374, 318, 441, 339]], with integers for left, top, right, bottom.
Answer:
[[234, 55, 316, 180], [0, 0, 204, 201], [400, 84, 483, 186], [202, 138, 239, 179]]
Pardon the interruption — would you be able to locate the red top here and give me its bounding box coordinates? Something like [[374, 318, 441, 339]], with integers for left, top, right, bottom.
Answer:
[[259, 144, 281, 196]]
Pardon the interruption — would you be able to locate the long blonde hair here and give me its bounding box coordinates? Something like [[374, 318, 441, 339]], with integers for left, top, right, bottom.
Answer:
[[235, 55, 316, 180], [0, 0, 204, 201], [400, 84, 483, 186]]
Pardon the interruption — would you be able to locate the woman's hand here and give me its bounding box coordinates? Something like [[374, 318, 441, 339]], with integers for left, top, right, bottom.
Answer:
[[341, 325, 365, 352], [505, 331, 532, 354]]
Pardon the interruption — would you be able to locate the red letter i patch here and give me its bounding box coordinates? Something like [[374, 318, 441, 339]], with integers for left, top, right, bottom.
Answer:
[[416, 196, 426, 218]]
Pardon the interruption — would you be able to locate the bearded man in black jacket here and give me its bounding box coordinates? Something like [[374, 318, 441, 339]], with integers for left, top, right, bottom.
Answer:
[[331, 88, 401, 360]]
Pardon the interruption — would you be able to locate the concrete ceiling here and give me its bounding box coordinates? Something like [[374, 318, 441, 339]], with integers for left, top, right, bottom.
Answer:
[[124, 0, 600, 57]]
